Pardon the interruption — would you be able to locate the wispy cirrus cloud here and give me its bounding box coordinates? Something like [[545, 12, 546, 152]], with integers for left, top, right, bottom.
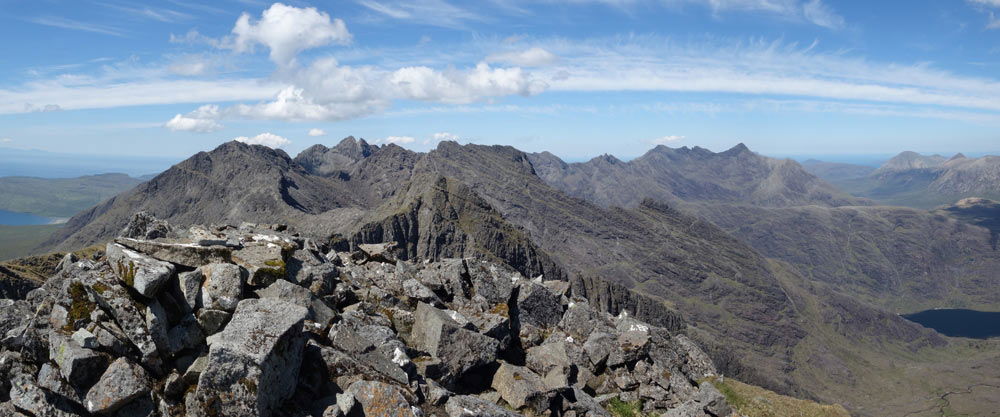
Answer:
[[27, 16, 125, 37]]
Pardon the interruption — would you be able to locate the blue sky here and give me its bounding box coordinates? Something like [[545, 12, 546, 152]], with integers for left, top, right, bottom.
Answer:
[[1, 0, 1000, 162]]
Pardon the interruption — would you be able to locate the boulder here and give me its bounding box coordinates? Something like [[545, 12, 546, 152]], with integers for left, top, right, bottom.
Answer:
[[345, 380, 418, 417], [195, 298, 309, 417], [71, 328, 98, 349], [358, 242, 397, 264], [105, 243, 175, 298], [583, 332, 615, 368], [115, 237, 232, 268], [177, 270, 204, 312], [444, 395, 520, 417], [465, 260, 517, 305], [88, 277, 160, 367], [256, 279, 336, 326], [119, 212, 173, 240], [85, 358, 151, 414], [199, 263, 246, 312], [48, 331, 108, 390], [490, 363, 551, 413], [232, 243, 289, 287], [409, 303, 499, 388], [515, 282, 563, 329], [196, 309, 232, 336], [9, 375, 82, 417], [36, 362, 84, 406]]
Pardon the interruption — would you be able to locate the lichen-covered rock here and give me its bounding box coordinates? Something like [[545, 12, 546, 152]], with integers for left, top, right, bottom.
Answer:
[[48, 331, 108, 390], [490, 362, 552, 413], [105, 243, 175, 298], [194, 298, 309, 417], [444, 395, 520, 417], [115, 237, 232, 268], [178, 270, 204, 312], [199, 263, 246, 312], [84, 357, 150, 414], [256, 279, 336, 326], [9, 374, 82, 417], [232, 243, 289, 287], [345, 380, 418, 417]]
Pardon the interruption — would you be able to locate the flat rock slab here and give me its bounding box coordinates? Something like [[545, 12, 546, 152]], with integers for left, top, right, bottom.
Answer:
[[491, 362, 549, 412], [115, 238, 232, 268], [48, 331, 107, 390], [232, 244, 288, 287], [195, 298, 308, 417], [410, 302, 499, 388], [106, 243, 175, 298], [87, 275, 161, 368], [199, 263, 246, 312], [85, 357, 150, 414]]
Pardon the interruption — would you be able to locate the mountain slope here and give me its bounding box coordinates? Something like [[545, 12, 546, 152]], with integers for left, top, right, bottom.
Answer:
[[529, 144, 866, 209], [800, 159, 876, 183], [46, 142, 364, 251]]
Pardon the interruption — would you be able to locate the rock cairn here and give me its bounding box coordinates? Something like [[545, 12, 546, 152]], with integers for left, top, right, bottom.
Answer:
[[0, 212, 733, 417]]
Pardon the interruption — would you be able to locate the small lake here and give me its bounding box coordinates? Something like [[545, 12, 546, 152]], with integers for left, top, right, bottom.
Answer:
[[903, 309, 1000, 339], [0, 209, 60, 226]]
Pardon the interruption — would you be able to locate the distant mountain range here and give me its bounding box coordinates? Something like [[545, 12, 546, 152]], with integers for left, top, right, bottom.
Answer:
[[807, 151, 1000, 208], [35, 138, 1000, 415]]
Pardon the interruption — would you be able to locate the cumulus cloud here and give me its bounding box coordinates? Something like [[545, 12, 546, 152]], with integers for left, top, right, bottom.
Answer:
[[308, 128, 326, 136], [390, 63, 547, 104], [230, 3, 352, 66], [234, 132, 291, 148], [381, 136, 416, 144], [650, 135, 684, 145], [486, 47, 558, 66], [165, 105, 224, 132]]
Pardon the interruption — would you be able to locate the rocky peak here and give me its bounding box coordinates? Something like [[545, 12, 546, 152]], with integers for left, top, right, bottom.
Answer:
[[720, 142, 752, 157], [0, 212, 732, 417], [873, 151, 947, 175]]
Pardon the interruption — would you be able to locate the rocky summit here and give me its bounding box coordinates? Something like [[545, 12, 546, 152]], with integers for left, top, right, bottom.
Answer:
[[0, 213, 734, 417]]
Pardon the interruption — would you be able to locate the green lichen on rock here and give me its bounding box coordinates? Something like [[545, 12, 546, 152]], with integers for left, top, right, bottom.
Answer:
[[113, 259, 137, 287], [252, 259, 287, 285], [66, 281, 96, 329]]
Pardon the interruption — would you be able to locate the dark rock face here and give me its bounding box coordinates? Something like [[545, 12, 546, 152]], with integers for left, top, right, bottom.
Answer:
[[0, 214, 731, 416]]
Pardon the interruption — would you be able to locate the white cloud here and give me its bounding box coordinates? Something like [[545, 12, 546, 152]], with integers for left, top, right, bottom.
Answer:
[[390, 63, 547, 104], [356, 0, 482, 29], [650, 135, 685, 145], [168, 56, 209, 76], [486, 47, 558, 66], [381, 135, 416, 144], [165, 105, 224, 132], [234, 132, 291, 148], [27, 16, 124, 37], [308, 128, 326, 136], [801, 0, 844, 29], [433, 132, 460, 141], [970, 0, 1000, 7], [967, 0, 1000, 28], [0, 138, 11, 143], [24, 104, 62, 112], [230, 3, 352, 66]]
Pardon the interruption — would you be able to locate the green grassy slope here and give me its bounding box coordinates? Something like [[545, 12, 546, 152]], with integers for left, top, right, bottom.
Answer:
[[0, 224, 63, 261], [0, 173, 142, 218]]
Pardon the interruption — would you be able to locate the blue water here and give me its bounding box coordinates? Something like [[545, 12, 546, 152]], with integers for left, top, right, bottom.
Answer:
[[0, 209, 57, 226], [903, 309, 1000, 339]]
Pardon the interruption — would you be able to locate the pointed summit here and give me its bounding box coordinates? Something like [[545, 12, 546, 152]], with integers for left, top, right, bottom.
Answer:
[[948, 153, 967, 162], [721, 142, 751, 156]]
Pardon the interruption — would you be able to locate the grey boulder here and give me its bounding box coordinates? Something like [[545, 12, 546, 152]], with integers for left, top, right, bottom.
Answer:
[[105, 243, 175, 298], [84, 357, 151, 414]]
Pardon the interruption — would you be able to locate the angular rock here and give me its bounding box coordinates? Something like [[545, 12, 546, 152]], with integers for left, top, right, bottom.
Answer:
[[9, 375, 82, 417], [583, 332, 615, 368], [490, 363, 551, 413], [515, 282, 563, 329], [232, 243, 288, 287], [409, 302, 498, 388], [37, 362, 84, 406], [358, 242, 397, 264], [105, 243, 175, 298], [115, 237, 232, 268], [196, 309, 232, 336], [444, 395, 520, 417], [85, 358, 151, 414], [71, 328, 98, 349], [466, 260, 517, 305], [49, 331, 108, 390], [526, 341, 573, 376], [256, 279, 336, 326], [166, 316, 205, 355], [88, 276, 160, 368], [120, 212, 173, 240], [199, 263, 246, 312], [178, 270, 204, 312], [345, 380, 417, 417], [195, 298, 309, 417]]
